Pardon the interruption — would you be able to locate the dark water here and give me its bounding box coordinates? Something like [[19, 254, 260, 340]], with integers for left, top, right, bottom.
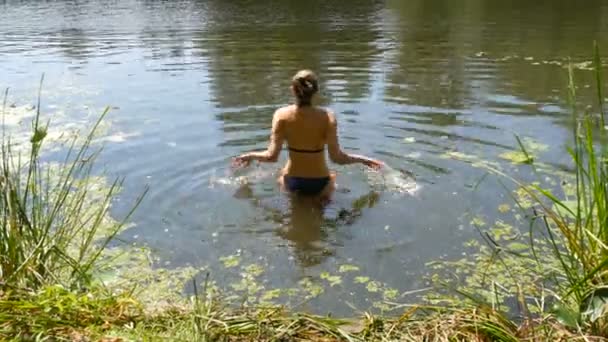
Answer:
[[2, 0, 608, 313]]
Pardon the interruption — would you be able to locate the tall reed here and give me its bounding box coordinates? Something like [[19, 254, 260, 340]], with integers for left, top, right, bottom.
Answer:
[[0, 78, 143, 291], [501, 43, 608, 334]]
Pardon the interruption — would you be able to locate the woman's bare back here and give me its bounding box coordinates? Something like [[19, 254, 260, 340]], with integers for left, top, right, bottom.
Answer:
[[279, 105, 331, 178]]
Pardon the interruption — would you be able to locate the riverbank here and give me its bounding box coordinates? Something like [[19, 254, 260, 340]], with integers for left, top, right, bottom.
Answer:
[[0, 286, 592, 341], [2, 50, 608, 341]]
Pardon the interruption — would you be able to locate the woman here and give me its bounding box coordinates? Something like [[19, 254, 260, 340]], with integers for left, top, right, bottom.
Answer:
[[232, 69, 383, 200]]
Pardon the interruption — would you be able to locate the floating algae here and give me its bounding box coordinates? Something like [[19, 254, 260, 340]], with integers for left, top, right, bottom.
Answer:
[[243, 263, 265, 277], [498, 203, 511, 213], [470, 215, 487, 227], [229, 273, 263, 296], [424, 206, 562, 315], [366, 281, 381, 293], [219, 254, 241, 268], [2, 97, 141, 156], [499, 137, 548, 164], [320, 272, 342, 287], [499, 151, 534, 164], [299, 278, 324, 298], [513, 186, 535, 209], [98, 246, 199, 310], [383, 288, 399, 300], [354, 276, 370, 284], [261, 289, 282, 301], [338, 264, 360, 273]]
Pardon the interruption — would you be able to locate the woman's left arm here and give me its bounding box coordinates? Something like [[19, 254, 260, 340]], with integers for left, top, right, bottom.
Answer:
[[233, 111, 285, 167]]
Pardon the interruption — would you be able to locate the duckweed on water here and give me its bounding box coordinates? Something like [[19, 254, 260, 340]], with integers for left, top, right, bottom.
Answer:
[[260, 289, 282, 302], [366, 281, 381, 293], [2, 101, 127, 156], [470, 215, 487, 227], [498, 203, 511, 213], [298, 278, 325, 298], [320, 272, 343, 287], [229, 274, 263, 298], [354, 276, 370, 284], [382, 288, 399, 301], [243, 263, 265, 277], [219, 254, 241, 268], [499, 137, 548, 164], [513, 186, 535, 209], [338, 264, 360, 273], [499, 150, 534, 164]]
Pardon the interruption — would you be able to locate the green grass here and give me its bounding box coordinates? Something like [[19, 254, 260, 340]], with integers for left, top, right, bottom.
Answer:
[[0, 285, 142, 340], [0, 289, 593, 341]]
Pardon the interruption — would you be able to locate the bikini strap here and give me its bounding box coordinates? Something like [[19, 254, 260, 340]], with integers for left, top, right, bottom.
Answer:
[[288, 146, 324, 153]]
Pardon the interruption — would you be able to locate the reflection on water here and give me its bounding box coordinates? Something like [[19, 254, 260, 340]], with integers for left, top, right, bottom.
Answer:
[[276, 196, 331, 268], [2, 0, 608, 314], [221, 167, 404, 268]]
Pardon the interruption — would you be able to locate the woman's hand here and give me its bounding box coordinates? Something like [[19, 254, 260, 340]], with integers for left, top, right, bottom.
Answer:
[[362, 157, 383, 171], [232, 154, 252, 169]]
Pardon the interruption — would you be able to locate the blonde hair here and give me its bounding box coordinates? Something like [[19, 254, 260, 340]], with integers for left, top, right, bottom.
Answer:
[[291, 69, 319, 107]]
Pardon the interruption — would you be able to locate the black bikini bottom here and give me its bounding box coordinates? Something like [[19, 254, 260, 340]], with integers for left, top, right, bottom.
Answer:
[[283, 176, 330, 196]]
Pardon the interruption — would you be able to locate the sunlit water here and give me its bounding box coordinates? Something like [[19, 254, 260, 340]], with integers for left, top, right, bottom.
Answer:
[[2, 0, 608, 314]]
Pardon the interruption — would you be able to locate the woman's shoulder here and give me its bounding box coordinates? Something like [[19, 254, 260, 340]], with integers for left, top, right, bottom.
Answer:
[[276, 104, 334, 122], [274, 105, 295, 119], [316, 106, 336, 121], [304, 105, 332, 117]]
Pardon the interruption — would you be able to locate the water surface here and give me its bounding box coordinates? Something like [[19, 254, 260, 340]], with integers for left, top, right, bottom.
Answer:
[[2, 0, 608, 313]]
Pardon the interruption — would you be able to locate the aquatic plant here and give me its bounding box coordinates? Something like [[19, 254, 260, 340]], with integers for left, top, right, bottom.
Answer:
[[0, 77, 144, 291], [431, 42, 608, 337], [478, 43, 608, 335], [529, 43, 608, 334]]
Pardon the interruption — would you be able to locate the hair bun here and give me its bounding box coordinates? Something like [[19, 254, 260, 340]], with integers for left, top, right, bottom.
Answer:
[[291, 70, 319, 106], [296, 77, 315, 92]]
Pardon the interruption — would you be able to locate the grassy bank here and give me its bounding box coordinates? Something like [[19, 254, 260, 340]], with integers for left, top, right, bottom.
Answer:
[[2, 45, 608, 341], [0, 285, 598, 341]]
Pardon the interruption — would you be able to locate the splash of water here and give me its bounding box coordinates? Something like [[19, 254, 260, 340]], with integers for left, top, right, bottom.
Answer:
[[209, 163, 420, 196], [365, 165, 420, 196], [208, 165, 277, 188]]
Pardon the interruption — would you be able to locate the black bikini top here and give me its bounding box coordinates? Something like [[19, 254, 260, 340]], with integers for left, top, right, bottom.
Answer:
[[288, 146, 324, 153]]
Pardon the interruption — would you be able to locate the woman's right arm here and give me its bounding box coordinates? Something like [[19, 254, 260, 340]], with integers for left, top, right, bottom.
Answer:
[[326, 112, 383, 169]]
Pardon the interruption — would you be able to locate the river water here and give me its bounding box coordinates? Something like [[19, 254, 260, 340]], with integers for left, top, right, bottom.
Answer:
[[1, 0, 608, 313]]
